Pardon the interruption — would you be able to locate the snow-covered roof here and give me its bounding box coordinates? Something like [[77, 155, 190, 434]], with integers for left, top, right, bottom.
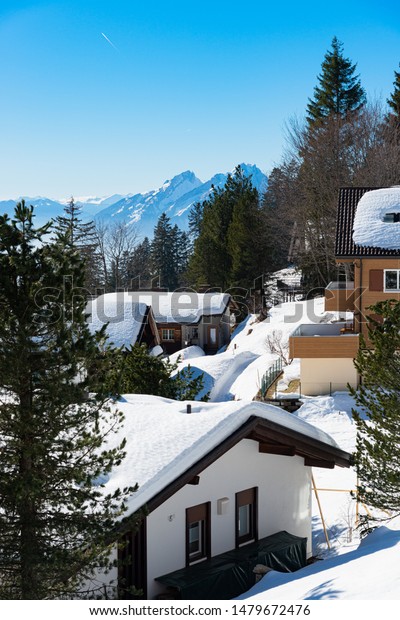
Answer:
[[114, 291, 230, 324], [86, 293, 148, 348], [103, 395, 349, 516], [353, 187, 400, 249]]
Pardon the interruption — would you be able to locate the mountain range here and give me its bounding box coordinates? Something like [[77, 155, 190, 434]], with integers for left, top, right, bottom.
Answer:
[[0, 164, 267, 239]]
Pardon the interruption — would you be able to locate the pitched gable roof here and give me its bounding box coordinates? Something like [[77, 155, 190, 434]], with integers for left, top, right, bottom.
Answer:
[[86, 293, 150, 348], [118, 291, 230, 324], [102, 395, 351, 517], [335, 187, 400, 257]]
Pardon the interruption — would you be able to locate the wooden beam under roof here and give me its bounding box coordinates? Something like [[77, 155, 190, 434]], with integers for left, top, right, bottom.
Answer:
[[258, 443, 296, 456], [304, 457, 335, 469]]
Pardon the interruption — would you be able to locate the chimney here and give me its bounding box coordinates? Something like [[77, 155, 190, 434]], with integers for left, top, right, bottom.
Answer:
[[186, 404, 192, 414]]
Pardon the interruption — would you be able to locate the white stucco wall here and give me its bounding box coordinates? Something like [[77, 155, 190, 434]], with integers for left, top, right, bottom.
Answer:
[[146, 438, 312, 599], [300, 357, 359, 396]]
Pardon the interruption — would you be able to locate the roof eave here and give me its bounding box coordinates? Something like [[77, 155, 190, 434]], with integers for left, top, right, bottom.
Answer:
[[146, 415, 351, 514]]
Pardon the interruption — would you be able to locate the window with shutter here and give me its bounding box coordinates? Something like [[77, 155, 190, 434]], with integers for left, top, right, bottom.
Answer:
[[186, 502, 210, 565]]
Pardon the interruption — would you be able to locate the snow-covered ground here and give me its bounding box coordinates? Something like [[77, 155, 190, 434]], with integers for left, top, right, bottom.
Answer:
[[239, 515, 400, 600], [173, 297, 348, 402], [164, 296, 399, 599]]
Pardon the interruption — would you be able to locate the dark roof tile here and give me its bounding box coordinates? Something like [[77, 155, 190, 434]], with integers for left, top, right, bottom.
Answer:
[[335, 187, 400, 257]]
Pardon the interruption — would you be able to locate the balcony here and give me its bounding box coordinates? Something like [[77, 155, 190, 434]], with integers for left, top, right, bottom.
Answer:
[[289, 322, 359, 359], [325, 281, 355, 312]]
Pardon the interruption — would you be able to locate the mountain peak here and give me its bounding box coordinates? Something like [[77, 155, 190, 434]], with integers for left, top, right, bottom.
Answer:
[[1, 164, 268, 237], [163, 170, 202, 187]]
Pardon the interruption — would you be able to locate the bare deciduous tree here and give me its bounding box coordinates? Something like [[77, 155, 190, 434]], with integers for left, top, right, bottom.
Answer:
[[94, 220, 139, 291], [266, 329, 290, 365]]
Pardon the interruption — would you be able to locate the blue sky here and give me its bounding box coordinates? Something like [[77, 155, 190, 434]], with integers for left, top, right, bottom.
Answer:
[[0, 0, 399, 199]]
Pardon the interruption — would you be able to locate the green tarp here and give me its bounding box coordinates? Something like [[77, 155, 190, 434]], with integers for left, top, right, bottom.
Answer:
[[155, 530, 307, 600]]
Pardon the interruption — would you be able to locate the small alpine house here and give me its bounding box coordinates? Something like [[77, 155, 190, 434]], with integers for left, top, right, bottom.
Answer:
[[86, 293, 160, 350], [96, 396, 351, 600]]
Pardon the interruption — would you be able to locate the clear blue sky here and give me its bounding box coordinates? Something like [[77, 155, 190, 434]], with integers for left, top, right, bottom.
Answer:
[[1, 0, 399, 199]]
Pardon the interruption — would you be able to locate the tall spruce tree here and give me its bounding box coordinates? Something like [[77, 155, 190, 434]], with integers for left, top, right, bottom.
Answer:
[[227, 181, 268, 288], [307, 36, 366, 125], [151, 213, 176, 289], [126, 237, 152, 289], [188, 201, 204, 243], [150, 214, 189, 290], [280, 38, 368, 288], [54, 197, 101, 293], [0, 203, 135, 599], [188, 166, 269, 291], [350, 300, 400, 527], [387, 63, 400, 125]]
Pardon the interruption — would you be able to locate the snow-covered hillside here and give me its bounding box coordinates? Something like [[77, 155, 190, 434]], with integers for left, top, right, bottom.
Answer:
[[166, 296, 399, 599], [173, 297, 340, 402]]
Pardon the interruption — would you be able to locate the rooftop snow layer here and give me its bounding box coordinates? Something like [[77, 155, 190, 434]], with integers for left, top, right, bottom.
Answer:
[[353, 187, 400, 249], [109, 291, 230, 324], [103, 395, 346, 516], [86, 293, 148, 348]]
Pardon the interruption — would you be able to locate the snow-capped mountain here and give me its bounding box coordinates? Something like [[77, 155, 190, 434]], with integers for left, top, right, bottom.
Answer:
[[0, 196, 67, 225], [0, 164, 267, 237], [94, 163, 268, 237], [94, 170, 203, 231]]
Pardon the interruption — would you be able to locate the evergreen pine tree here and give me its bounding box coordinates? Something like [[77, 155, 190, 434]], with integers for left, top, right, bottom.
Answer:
[[307, 37, 366, 125], [151, 213, 175, 289], [187, 191, 222, 288], [227, 181, 270, 289], [150, 214, 189, 290], [284, 38, 367, 288], [188, 201, 204, 242], [350, 300, 400, 527], [387, 63, 400, 125], [188, 166, 268, 291], [0, 202, 135, 599], [103, 344, 208, 400], [126, 237, 152, 289], [173, 227, 191, 286], [54, 197, 101, 292]]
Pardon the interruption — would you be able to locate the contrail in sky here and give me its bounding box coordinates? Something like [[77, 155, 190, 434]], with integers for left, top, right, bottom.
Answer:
[[101, 32, 118, 51]]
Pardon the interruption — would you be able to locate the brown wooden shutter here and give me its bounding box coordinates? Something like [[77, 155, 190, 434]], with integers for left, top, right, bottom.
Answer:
[[236, 487, 256, 507], [186, 502, 209, 523], [369, 269, 383, 292], [186, 502, 211, 565]]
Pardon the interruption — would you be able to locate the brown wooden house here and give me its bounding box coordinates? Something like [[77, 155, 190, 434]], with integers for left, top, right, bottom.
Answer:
[[120, 291, 233, 355], [290, 186, 400, 395]]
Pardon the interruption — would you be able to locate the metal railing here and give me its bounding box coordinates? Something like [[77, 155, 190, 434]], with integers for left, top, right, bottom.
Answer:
[[260, 358, 283, 399]]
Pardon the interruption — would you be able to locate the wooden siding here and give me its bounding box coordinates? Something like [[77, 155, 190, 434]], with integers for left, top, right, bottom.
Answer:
[[157, 322, 182, 354], [324, 287, 355, 312], [289, 335, 359, 359], [352, 258, 400, 338]]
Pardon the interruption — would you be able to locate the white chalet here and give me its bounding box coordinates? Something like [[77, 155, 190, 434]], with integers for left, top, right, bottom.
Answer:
[[94, 396, 351, 600]]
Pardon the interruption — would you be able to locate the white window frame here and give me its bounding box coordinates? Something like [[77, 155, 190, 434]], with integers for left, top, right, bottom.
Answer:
[[186, 503, 210, 566], [161, 329, 175, 341], [188, 520, 204, 560], [384, 269, 400, 292]]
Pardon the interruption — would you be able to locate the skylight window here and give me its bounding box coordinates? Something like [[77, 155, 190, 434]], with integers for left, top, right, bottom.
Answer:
[[382, 213, 400, 223]]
